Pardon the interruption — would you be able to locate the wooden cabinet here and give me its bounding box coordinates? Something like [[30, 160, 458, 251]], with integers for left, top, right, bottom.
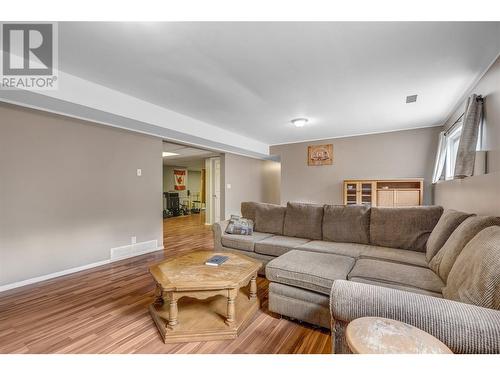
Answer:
[[377, 189, 394, 207], [343, 179, 423, 207], [394, 190, 421, 207], [344, 181, 377, 206]]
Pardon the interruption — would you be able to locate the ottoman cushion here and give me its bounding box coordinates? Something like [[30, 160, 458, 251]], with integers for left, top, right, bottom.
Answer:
[[265, 250, 355, 295]]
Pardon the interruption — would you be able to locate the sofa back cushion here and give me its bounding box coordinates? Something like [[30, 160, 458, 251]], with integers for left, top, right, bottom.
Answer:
[[323, 205, 370, 244], [443, 226, 500, 310], [254, 203, 286, 235], [370, 206, 443, 252], [241, 201, 258, 222], [426, 209, 474, 262], [429, 215, 500, 282], [283, 202, 323, 240]]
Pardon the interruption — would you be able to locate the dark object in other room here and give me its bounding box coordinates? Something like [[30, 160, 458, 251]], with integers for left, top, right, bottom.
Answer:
[[165, 192, 181, 217]]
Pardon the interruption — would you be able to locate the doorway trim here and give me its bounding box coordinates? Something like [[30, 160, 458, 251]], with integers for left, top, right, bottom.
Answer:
[[205, 156, 221, 225]]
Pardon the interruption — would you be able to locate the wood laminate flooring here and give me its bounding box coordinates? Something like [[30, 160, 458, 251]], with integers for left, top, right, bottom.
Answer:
[[0, 212, 331, 354]]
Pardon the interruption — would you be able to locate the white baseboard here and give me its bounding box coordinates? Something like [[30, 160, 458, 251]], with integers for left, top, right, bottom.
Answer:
[[0, 244, 164, 293], [110, 240, 159, 260]]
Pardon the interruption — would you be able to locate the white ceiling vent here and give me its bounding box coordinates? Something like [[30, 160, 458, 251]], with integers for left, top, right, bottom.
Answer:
[[406, 95, 418, 103]]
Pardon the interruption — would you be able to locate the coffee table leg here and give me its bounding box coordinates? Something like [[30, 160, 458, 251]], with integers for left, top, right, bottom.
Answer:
[[167, 293, 178, 330], [154, 284, 164, 305], [226, 289, 237, 326], [249, 275, 257, 300]]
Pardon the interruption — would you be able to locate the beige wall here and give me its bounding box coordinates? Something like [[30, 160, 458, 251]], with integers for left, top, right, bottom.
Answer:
[[270, 126, 441, 206], [187, 170, 202, 196], [434, 56, 500, 215], [262, 160, 281, 205], [0, 103, 163, 286], [222, 153, 281, 218]]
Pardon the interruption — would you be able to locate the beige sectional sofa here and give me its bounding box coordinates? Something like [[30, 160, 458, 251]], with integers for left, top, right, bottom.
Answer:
[[212, 201, 500, 354]]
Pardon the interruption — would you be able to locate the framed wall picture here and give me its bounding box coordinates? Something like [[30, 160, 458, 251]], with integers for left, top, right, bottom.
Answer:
[[308, 144, 333, 166]]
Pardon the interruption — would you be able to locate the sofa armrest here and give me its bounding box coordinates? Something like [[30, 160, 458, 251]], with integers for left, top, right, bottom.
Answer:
[[212, 220, 229, 251], [330, 280, 500, 354]]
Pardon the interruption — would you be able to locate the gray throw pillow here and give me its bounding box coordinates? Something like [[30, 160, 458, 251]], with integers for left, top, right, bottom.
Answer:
[[225, 215, 254, 235]]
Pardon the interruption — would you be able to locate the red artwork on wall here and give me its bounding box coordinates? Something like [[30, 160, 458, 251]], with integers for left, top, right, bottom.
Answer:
[[174, 169, 186, 190]]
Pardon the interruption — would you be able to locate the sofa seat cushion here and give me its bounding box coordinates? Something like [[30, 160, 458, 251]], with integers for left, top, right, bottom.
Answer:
[[254, 235, 311, 257], [294, 241, 428, 267], [322, 205, 370, 244], [294, 240, 367, 258], [266, 250, 355, 295], [254, 203, 286, 235], [283, 202, 324, 240], [429, 215, 500, 282], [370, 206, 443, 252], [220, 231, 273, 252], [444, 226, 500, 310], [359, 246, 428, 268], [348, 259, 444, 295], [426, 209, 474, 262]]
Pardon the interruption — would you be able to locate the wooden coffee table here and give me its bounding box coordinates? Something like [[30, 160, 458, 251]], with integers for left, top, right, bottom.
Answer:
[[346, 317, 453, 354], [149, 251, 262, 343]]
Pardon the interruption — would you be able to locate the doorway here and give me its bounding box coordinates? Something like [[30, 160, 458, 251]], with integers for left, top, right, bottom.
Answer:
[[162, 142, 221, 245]]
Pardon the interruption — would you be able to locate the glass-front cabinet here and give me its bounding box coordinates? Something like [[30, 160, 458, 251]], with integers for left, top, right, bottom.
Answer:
[[343, 181, 376, 206]]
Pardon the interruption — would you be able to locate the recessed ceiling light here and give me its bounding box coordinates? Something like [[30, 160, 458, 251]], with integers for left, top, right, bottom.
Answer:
[[162, 152, 179, 157], [406, 95, 418, 103], [291, 118, 308, 127]]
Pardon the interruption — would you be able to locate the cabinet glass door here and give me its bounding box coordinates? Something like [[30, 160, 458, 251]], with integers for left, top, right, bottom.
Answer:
[[360, 183, 373, 206], [346, 183, 358, 205]]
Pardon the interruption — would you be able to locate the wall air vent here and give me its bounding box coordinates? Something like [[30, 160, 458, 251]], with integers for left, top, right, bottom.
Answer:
[[406, 95, 418, 103]]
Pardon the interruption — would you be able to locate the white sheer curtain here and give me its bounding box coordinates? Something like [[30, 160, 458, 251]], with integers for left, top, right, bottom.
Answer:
[[432, 131, 447, 183]]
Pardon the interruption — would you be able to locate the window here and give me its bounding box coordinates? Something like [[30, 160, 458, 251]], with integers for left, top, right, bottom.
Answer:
[[445, 125, 462, 180], [444, 121, 482, 180]]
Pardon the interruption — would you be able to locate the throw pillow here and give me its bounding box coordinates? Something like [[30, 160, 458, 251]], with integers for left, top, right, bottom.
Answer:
[[225, 215, 254, 235]]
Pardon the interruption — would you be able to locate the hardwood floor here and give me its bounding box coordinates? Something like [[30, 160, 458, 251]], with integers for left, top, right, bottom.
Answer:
[[0, 212, 331, 354]]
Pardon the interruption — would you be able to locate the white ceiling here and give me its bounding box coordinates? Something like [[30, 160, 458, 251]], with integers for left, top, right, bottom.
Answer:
[[56, 22, 500, 145], [162, 141, 218, 169]]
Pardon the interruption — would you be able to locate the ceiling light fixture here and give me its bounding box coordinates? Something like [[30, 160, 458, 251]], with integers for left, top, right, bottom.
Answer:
[[291, 118, 308, 128], [162, 152, 179, 157]]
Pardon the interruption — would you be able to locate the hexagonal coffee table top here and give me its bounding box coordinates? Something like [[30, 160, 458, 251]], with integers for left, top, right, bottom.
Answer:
[[150, 251, 262, 292]]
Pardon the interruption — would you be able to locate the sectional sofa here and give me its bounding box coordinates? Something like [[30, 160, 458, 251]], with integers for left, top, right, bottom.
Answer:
[[213, 201, 500, 354]]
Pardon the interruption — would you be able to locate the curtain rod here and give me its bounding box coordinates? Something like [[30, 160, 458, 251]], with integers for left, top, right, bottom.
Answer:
[[444, 95, 483, 136]]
